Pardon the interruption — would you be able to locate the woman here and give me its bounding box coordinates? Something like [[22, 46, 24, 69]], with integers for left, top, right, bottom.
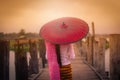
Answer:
[[40, 17, 89, 80], [45, 41, 75, 80], [59, 44, 75, 80]]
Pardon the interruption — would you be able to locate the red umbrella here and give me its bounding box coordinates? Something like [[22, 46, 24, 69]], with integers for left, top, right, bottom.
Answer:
[[40, 17, 89, 44]]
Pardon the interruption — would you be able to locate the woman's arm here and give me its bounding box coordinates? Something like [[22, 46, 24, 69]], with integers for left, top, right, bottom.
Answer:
[[69, 44, 75, 59]]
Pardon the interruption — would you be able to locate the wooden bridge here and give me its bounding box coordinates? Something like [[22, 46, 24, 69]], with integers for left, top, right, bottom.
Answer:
[[35, 52, 101, 80], [0, 34, 120, 80]]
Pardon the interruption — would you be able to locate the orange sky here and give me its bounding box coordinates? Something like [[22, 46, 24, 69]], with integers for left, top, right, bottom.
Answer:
[[0, 0, 120, 34]]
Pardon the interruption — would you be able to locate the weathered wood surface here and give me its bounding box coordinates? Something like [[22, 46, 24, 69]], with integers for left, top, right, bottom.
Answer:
[[0, 40, 9, 80], [86, 35, 93, 65], [94, 38, 106, 76], [72, 49, 100, 80], [109, 34, 120, 80], [15, 40, 28, 80], [83, 35, 107, 78], [39, 39, 46, 68]]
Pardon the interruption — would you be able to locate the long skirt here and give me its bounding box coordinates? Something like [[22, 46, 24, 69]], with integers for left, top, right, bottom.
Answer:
[[60, 64, 72, 80]]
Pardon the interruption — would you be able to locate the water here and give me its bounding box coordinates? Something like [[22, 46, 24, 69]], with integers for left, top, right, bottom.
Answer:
[[105, 48, 110, 78], [9, 51, 15, 80], [105, 48, 110, 72]]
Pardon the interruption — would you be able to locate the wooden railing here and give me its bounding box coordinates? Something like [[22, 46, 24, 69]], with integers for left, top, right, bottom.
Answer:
[[74, 34, 120, 80]]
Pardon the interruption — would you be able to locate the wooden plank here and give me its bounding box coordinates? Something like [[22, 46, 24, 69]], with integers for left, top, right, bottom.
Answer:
[[97, 38, 106, 75]]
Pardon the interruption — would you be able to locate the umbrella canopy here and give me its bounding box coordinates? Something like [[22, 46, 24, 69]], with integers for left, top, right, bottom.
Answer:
[[40, 17, 89, 44]]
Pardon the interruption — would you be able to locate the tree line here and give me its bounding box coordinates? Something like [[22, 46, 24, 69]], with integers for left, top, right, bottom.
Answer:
[[0, 29, 40, 40]]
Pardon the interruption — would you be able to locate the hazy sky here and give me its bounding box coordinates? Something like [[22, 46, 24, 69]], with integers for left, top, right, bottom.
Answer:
[[0, 0, 120, 34]]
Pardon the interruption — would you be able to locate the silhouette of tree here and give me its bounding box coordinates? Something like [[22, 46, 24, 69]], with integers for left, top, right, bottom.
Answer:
[[0, 32, 4, 38], [19, 29, 25, 36]]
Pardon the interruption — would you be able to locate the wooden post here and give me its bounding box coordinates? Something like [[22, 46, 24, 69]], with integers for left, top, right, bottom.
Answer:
[[109, 34, 120, 80], [86, 22, 95, 65], [39, 39, 46, 68], [91, 22, 95, 66], [0, 40, 9, 80], [86, 34, 93, 65], [15, 40, 28, 80], [29, 40, 39, 74], [81, 41, 88, 60], [97, 38, 106, 75], [93, 40, 99, 70]]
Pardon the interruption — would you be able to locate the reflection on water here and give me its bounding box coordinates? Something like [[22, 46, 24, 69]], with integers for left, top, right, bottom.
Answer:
[[27, 52, 31, 66], [9, 51, 15, 80], [105, 48, 110, 77], [105, 48, 110, 72]]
